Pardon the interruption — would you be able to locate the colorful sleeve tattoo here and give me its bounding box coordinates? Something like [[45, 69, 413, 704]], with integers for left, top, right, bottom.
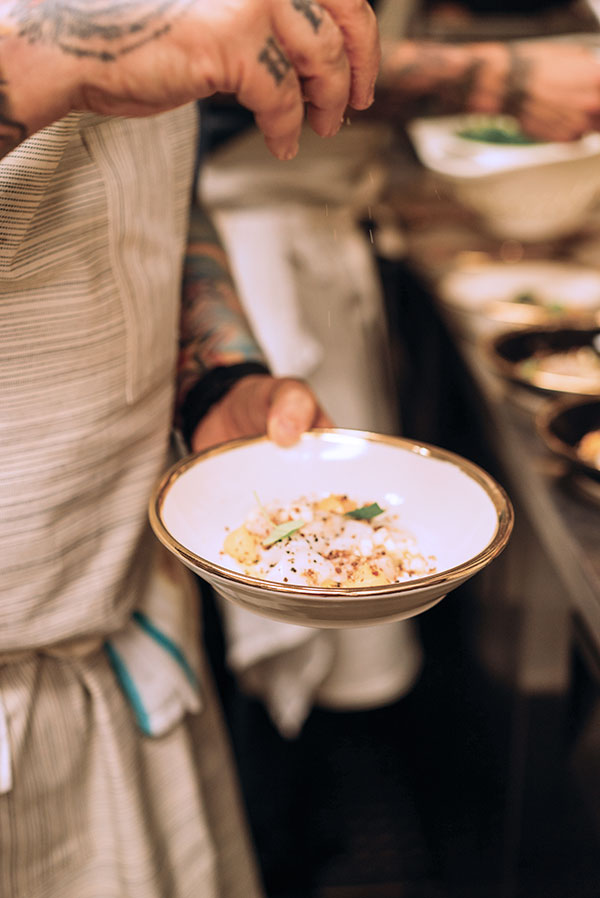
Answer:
[[177, 202, 267, 408]]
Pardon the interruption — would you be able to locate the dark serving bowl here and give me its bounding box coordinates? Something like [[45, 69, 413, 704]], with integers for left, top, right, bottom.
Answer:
[[537, 397, 600, 481], [487, 324, 600, 396]]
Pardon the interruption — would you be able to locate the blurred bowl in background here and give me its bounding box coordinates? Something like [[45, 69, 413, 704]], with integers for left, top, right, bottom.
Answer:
[[407, 114, 600, 242], [537, 396, 600, 481], [437, 259, 600, 341], [487, 323, 600, 396]]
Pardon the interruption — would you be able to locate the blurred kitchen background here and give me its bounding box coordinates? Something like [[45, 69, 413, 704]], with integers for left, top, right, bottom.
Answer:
[[198, 0, 600, 896]]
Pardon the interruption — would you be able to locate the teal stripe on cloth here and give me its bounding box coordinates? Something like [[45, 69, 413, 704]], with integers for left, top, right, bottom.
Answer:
[[105, 642, 153, 736], [132, 610, 199, 690]]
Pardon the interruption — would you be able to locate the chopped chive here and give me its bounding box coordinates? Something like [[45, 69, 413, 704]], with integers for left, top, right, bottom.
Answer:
[[344, 503, 385, 520], [263, 519, 305, 547]]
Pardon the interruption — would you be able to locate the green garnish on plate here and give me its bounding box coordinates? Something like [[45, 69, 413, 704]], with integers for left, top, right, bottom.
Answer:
[[457, 127, 541, 145], [514, 291, 538, 305], [456, 118, 542, 145], [512, 292, 565, 314], [263, 519, 305, 547], [344, 502, 385, 520]]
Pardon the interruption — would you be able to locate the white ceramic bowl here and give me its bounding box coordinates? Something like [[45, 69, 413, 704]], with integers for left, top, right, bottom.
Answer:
[[149, 430, 514, 628], [438, 260, 600, 341], [407, 114, 600, 242]]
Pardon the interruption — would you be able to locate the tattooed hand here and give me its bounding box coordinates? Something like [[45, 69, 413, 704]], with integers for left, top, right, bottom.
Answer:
[[0, 0, 380, 160], [376, 37, 600, 144], [501, 42, 600, 143]]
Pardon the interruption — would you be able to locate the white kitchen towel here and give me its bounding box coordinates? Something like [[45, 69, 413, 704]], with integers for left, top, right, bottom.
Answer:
[[107, 546, 203, 737], [218, 597, 336, 739], [210, 206, 323, 379]]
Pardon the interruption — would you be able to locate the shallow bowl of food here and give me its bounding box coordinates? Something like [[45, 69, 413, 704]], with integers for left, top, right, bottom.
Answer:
[[487, 324, 600, 396], [149, 430, 514, 628], [438, 260, 600, 342], [537, 397, 600, 481]]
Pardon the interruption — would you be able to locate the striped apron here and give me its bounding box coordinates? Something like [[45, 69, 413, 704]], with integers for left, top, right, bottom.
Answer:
[[0, 107, 263, 898]]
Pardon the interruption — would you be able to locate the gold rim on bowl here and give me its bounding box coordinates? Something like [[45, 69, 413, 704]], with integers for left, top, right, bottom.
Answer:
[[148, 429, 515, 601]]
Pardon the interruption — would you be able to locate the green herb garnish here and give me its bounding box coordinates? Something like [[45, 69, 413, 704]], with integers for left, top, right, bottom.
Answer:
[[456, 125, 541, 145], [514, 291, 538, 305], [263, 519, 305, 547], [344, 503, 385, 520]]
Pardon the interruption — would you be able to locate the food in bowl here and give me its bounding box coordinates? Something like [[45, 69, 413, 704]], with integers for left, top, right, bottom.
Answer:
[[437, 261, 600, 342], [577, 429, 600, 467], [518, 345, 600, 385], [221, 492, 437, 588], [490, 326, 600, 395], [512, 291, 565, 314], [536, 397, 600, 480], [149, 430, 513, 627]]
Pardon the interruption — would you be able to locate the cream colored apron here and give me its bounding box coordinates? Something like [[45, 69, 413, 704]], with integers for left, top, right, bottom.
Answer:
[[0, 108, 263, 898]]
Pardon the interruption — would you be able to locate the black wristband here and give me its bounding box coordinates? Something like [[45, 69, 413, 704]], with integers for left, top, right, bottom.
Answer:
[[179, 361, 271, 449]]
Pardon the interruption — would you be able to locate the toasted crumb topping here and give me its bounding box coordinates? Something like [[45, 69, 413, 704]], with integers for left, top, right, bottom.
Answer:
[[221, 493, 437, 588]]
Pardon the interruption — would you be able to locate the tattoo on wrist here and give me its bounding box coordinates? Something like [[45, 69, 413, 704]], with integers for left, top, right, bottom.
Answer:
[[258, 36, 291, 85], [11, 0, 192, 61], [291, 0, 323, 33], [0, 76, 27, 157], [502, 44, 532, 119]]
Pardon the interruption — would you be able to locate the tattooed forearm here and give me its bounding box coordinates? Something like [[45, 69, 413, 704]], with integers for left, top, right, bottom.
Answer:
[[376, 41, 512, 118], [0, 76, 27, 156], [11, 0, 191, 61], [379, 44, 484, 112], [383, 46, 454, 90], [396, 55, 485, 109], [177, 206, 266, 411], [443, 60, 484, 111]]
